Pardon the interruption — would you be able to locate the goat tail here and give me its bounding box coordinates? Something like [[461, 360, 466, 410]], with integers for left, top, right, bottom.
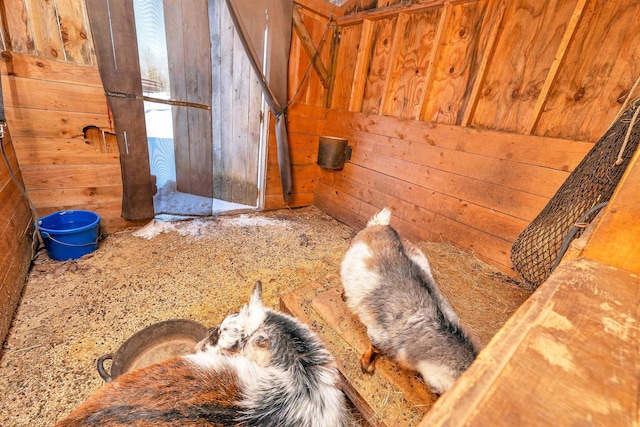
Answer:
[[367, 207, 392, 227]]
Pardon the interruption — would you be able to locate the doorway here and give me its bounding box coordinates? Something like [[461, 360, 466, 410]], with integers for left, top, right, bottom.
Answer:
[[133, 0, 266, 218]]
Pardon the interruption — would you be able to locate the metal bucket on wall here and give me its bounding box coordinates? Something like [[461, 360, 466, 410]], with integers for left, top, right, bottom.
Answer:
[[317, 136, 350, 170]]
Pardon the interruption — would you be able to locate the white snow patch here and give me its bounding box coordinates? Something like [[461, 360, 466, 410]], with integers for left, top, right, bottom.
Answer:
[[133, 219, 177, 239], [133, 214, 289, 240], [220, 215, 286, 228]]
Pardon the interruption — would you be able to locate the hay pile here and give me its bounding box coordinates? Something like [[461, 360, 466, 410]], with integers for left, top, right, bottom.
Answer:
[[0, 207, 531, 426]]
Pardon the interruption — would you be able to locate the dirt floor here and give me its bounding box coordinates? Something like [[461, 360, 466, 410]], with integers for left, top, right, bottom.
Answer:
[[0, 206, 532, 426]]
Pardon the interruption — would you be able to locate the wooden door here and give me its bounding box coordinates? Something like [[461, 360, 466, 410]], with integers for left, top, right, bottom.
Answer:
[[164, 0, 214, 198], [210, 0, 263, 207]]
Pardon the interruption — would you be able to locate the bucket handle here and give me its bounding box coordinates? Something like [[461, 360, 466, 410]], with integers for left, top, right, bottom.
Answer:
[[40, 231, 101, 247], [97, 353, 114, 382]]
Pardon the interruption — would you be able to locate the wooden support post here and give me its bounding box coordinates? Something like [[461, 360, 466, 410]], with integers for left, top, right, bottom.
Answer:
[[292, 6, 330, 89], [325, 24, 341, 108], [524, 0, 588, 134]]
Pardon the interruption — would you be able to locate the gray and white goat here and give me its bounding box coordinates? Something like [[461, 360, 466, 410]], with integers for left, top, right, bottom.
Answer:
[[341, 208, 480, 395]]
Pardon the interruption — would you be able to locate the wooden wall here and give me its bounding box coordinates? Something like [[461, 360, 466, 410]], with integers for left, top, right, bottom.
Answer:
[[0, 126, 34, 355], [286, 0, 640, 275], [0, 0, 134, 347], [0, 1, 140, 233], [264, 1, 340, 209]]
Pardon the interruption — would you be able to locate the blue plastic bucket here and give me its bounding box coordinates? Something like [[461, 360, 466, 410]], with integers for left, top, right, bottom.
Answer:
[[38, 210, 101, 261]]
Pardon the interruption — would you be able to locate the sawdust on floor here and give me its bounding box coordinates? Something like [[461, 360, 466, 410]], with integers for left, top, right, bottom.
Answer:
[[0, 206, 531, 427]]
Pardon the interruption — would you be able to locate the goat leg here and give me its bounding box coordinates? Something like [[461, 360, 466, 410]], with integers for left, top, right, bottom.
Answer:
[[360, 344, 380, 374]]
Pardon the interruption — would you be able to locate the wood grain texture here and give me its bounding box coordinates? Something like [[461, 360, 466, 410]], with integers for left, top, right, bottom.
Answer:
[[0, 52, 102, 86], [55, 0, 94, 65], [421, 0, 494, 125], [25, 0, 64, 60], [5, 108, 110, 139], [472, 0, 579, 133], [383, 10, 441, 119], [0, 130, 34, 354], [582, 147, 640, 273], [347, 20, 371, 112], [329, 23, 362, 110], [165, 0, 213, 198], [1, 0, 36, 54], [312, 287, 436, 407], [13, 137, 119, 165], [419, 258, 639, 426], [1, 75, 107, 114], [361, 17, 396, 114], [313, 110, 593, 272], [263, 103, 326, 209], [86, 0, 154, 221], [534, 0, 640, 142]]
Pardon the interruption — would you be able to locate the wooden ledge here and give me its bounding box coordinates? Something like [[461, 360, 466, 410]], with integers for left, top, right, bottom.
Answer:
[[419, 258, 639, 426]]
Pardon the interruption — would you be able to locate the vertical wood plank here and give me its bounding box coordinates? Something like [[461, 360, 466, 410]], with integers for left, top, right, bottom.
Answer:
[[55, 0, 94, 65], [164, 0, 213, 198], [86, 0, 154, 220], [304, 12, 331, 106], [381, 9, 442, 119], [210, 0, 223, 200], [348, 19, 373, 112], [292, 7, 329, 89], [245, 64, 262, 206], [415, 3, 449, 121], [420, 0, 493, 125], [471, 0, 579, 133], [288, 18, 302, 100], [217, 0, 234, 201], [2, 0, 36, 54], [582, 147, 640, 273], [460, 0, 506, 127], [534, 0, 640, 141], [329, 23, 361, 111], [324, 21, 340, 108], [380, 12, 409, 116], [183, 0, 212, 198], [24, 0, 64, 60], [524, 0, 588, 134], [231, 27, 250, 203], [361, 17, 396, 114], [164, 0, 190, 193]]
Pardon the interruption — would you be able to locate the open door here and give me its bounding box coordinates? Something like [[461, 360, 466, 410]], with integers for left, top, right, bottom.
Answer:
[[133, 0, 265, 217]]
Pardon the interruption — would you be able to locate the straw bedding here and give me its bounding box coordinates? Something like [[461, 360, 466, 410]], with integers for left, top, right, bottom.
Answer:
[[0, 206, 530, 426]]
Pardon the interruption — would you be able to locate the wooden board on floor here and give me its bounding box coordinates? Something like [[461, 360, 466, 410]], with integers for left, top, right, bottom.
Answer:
[[280, 284, 429, 427], [311, 287, 436, 407]]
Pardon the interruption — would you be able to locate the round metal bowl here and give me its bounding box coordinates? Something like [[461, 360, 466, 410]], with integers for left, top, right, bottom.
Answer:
[[97, 319, 208, 382]]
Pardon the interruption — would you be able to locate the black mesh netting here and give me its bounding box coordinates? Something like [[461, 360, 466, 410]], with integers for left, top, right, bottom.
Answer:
[[511, 100, 640, 288]]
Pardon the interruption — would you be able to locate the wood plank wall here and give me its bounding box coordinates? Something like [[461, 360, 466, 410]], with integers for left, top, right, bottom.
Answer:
[[285, 0, 640, 275], [0, 0, 137, 347], [0, 52, 137, 234], [264, 2, 339, 209], [0, 0, 140, 233], [0, 125, 34, 355]]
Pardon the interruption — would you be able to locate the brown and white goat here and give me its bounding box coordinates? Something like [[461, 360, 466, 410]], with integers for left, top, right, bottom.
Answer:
[[56, 282, 346, 426], [341, 208, 481, 395]]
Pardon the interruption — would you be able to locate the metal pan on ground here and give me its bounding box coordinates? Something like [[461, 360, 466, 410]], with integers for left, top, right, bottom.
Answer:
[[97, 319, 209, 382]]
